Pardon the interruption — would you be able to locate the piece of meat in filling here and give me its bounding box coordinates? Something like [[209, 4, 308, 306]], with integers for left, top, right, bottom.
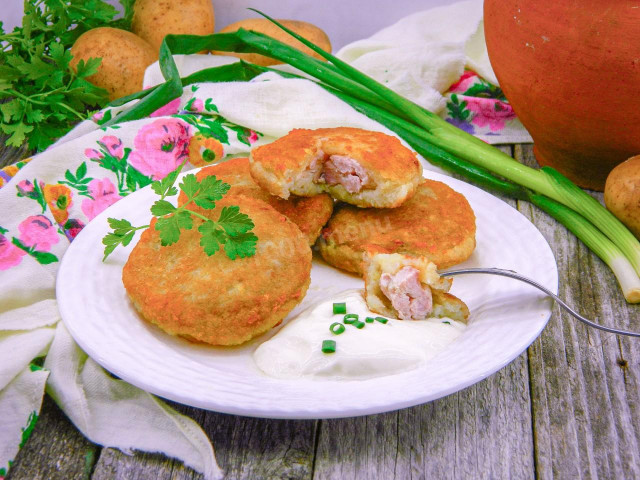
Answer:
[[379, 266, 433, 320], [311, 151, 372, 194]]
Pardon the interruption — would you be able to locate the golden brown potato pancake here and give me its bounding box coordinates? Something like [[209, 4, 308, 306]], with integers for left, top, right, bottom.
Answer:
[[249, 127, 423, 208], [123, 195, 311, 346], [317, 179, 476, 274]]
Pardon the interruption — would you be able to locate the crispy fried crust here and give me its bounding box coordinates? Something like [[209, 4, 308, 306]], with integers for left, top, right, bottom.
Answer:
[[177, 158, 333, 245], [317, 179, 476, 274], [249, 127, 422, 208], [363, 252, 469, 322], [122, 195, 312, 346]]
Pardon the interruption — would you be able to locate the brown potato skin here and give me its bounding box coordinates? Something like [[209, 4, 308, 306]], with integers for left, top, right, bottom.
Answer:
[[214, 18, 331, 66], [318, 180, 477, 274], [178, 158, 334, 245], [70, 27, 157, 101], [132, 0, 215, 52], [123, 195, 311, 346], [604, 155, 640, 239]]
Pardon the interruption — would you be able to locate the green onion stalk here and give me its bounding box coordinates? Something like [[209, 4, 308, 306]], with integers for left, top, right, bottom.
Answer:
[[105, 21, 640, 302]]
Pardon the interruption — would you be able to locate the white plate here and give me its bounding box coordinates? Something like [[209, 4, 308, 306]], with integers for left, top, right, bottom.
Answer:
[[57, 170, 557, 419]]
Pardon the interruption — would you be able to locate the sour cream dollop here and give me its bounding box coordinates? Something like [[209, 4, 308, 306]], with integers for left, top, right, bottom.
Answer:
[[253, 289, 466, 380]]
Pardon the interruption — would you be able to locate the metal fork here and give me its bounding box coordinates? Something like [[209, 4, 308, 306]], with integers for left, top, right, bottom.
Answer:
[[440, 267, 640, 338]]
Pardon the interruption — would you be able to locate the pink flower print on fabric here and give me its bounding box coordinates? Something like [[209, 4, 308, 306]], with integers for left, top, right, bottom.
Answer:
[[101, 136, 125, 159], [85, 135, 125, 160], [150, 97, 181, 117], [81, 178, 122, 221], [189, 98, 204, 113], [449, 71, 477, 94], [128, 118, 191, 180], [16, 179, 35, 197], [248, 131, 259, 144], [0, 234, 26, 270], [92, 111, 105, 122], [465, 97, 516, 132], [18, 215, 59, 252]]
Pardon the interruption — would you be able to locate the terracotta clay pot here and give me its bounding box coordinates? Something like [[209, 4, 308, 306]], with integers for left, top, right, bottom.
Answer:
[[484, 1, 640, 191]]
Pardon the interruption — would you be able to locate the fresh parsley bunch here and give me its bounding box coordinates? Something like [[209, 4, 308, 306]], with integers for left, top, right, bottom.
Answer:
[[102, 164, 259, 261], [0, 0, 134, 151]]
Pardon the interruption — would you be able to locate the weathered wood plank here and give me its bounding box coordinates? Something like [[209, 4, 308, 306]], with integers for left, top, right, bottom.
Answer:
[[313, 144, 536, 480], [515, 144, 640, 479], [6, 395, 99, 480], [312, 354, 534, 479], [91, 403, 318, 480]]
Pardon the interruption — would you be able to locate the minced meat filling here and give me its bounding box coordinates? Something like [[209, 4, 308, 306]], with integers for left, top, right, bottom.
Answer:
[[379, 266, 433, 320]]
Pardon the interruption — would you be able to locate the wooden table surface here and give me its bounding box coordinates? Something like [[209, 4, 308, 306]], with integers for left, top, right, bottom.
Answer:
[[5, 144, 640, 480]]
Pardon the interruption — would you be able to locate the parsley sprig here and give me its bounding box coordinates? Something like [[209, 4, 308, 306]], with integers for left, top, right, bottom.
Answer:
[[102, 164, 258, 261], [0, 0, 134, 151]]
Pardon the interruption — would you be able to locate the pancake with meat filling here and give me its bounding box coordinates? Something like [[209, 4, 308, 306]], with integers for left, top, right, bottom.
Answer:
[[178, 157, 333, 245], [249, 127, 422, 208], [317, 179, 476, 274], [364, 252, 469, 322], [123, 195, 312, 346]]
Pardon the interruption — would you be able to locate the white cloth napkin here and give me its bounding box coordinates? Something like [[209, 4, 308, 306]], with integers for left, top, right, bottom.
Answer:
[[0, 1, 529, 477]]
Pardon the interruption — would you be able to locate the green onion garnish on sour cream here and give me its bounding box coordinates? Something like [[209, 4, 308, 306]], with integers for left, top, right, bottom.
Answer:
[[322, 340, 336, 354], [330, 322, 346, 335], [333, 303, 346, 314]]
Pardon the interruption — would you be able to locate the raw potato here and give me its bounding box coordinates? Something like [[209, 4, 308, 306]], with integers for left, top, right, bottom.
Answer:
[[214, 18, 331, 66], [132, 0, 215, 52], [70, 27, 157, 101], [604, 155, 640, 239]]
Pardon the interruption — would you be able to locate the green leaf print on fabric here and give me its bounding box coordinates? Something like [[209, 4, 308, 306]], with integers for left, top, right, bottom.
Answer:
[[19, 411, 39, 448]]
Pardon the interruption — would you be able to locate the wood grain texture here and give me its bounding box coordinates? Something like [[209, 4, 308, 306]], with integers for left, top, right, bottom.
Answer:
[[91, 404, 318, 480], [515, 144, 640, 479], [6, 395, 99, 480], [313, 354, 535, 480]]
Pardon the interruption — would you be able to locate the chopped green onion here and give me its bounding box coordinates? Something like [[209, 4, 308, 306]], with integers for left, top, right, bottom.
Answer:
[[330, 322, 345, 335], [333, 302, 346, 314], [321, 339, 336, 354], [442, 320, 451, 325], [343, 313, 359, 324], [365, 317, 375, 323], [375, 316, 388, 324], [353, 321, 365, 329]]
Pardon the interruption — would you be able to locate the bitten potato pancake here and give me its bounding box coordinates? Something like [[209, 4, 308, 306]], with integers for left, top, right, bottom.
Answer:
[[249, 127, 422, 208], [364, 252, 469, 322], [178, 158, 333, 245], [123, 195, 311, 346], [317, 179, 476, 274]]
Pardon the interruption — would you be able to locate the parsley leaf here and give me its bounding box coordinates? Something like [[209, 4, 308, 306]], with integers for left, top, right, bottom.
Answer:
[[192, 176, 230, 209], [151, 164, 183, 198], [217, 206, 255, 236], [198, 221, 226, 256], [102, 166, 258, 260], [155, 211, 193, 246], [150, 200, 177, 217], [224, 232, 259, 260], [102, 218, 146, 261]]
